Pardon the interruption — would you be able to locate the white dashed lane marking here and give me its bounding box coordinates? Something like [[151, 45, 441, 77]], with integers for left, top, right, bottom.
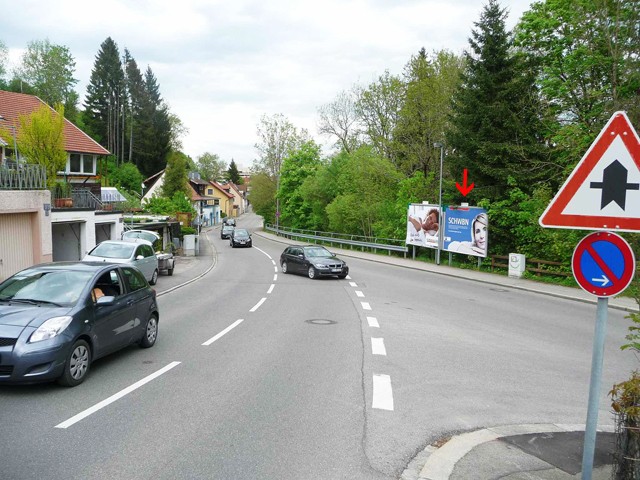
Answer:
[[355, 290, 365, 298], [361, 302, 371, 311], [372, 374, 394, 411], [367, 316, 379, 328], [371, 338, 387, 356], [202, 319, 244, 346]]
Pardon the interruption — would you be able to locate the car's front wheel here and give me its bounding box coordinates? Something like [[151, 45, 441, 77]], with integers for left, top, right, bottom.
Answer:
[[140, 314, 158, 348], [281, 261, 289, 274], [149, 269, 158, 285], [308, 266, 317, 279], [58, 339, 91, 387]]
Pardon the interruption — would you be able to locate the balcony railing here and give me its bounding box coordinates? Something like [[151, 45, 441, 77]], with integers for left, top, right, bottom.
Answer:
[[0, 161, 47, 190]]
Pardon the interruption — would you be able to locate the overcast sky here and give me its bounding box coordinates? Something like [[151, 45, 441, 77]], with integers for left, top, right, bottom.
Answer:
[[4, 0, 534, 171]]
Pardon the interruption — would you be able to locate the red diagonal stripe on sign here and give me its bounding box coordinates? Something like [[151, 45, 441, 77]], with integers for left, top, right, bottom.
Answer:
[[585, 244, 620, 284]]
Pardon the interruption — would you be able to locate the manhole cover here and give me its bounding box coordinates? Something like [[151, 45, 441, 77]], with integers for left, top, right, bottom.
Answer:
[[490, 288, 509, 293], [305, 319, 337, 325]]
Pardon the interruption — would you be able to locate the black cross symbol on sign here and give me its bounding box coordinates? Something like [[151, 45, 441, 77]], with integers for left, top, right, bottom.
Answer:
[[590, 160, 640, 210]]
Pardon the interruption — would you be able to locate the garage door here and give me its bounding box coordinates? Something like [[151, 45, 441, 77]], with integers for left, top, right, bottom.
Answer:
[[0, 213, 35, 281]]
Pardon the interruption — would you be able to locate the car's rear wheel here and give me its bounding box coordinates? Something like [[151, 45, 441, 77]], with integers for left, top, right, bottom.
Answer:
[[149, 269, 158, 285], [58, 339, 91, 387], [140, 314, 158, 348], [281, 262, 289, 274], [308, 266, 317, 279]]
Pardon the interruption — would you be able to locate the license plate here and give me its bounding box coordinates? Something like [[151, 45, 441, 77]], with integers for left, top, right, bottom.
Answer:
[[331, 268, 341, 273]]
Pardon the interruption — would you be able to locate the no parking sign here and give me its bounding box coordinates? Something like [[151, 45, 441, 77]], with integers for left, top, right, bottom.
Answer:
[[572, 231, 635, 297]]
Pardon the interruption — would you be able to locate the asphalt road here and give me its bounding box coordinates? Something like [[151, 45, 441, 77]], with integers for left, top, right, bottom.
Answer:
[[0, 213, 635, 479]]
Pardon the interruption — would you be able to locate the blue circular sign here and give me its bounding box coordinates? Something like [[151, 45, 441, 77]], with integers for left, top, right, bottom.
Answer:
[[572, 232, 635, 297]]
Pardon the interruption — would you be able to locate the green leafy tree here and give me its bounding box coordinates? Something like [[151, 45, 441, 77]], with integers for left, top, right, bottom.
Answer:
[[254, 113, 304, 180], [325, 146, 401, 236], [16, 39, 79, 122], [247, 172, 276, 223], [318, 89, 361, 153], [14, 103, 66, 187], [394, 48, 464, 177], [109, 160, 144, 196], [83, 37, 126, 158], [278, 141, 323, 228], [355, 70, 404, 165], [447, 0, 548, 203], [515, 0, 640, 175], [161, 151, 189, 199], [196, 152, 226, 181], [0, 40, 9, 89]]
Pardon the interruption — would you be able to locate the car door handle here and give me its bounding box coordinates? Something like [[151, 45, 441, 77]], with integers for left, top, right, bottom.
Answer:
[[127, 300, 135, 306]]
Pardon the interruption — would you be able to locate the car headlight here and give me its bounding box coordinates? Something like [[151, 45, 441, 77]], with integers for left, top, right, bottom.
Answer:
[[30, 316, 73, 343], [314, 263, 327, 268]]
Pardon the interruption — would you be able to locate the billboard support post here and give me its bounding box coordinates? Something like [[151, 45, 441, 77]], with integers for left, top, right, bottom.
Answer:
[[434, 142, 444, 265]]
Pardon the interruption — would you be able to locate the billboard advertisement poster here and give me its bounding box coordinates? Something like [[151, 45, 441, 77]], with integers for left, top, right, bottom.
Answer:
[[443, 206, 488, 258], [406, 203, 441, 249]]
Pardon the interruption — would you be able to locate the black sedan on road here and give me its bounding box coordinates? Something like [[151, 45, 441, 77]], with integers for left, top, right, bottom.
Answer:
[[221, 225, 234, 239], [0, 262, 159, 387], [280, 245, 349, 279], [230, 228, 252, 248]]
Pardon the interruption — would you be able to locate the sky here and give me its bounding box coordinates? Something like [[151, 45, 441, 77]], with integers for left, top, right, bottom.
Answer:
[[3, 0, 535, 172]]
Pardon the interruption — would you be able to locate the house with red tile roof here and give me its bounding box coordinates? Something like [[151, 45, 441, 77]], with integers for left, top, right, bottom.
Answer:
[[0, 90, 124, 278]]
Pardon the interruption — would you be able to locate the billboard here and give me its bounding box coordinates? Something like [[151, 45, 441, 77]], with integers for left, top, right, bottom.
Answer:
[[406, 203, 441, 249], [443, 206, 488, 258]]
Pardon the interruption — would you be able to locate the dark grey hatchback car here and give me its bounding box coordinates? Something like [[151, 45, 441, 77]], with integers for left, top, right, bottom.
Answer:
[[0, 262, 159, 387], [280, 245, 349, 279]]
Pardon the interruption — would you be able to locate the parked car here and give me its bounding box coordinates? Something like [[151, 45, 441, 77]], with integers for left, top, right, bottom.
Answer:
[[280, 245, 349, 279], [221, 225, 235, 239], [83, 240, 159, 285], [229, 228, 252, 248], [122, 229, 175, 276], [0, 262, 159, 386]]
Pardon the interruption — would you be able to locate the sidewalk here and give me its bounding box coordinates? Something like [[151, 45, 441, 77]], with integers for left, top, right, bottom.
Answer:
[[166, 227, 634, 479]]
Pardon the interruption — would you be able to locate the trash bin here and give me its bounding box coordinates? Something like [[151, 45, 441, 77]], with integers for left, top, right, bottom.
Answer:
[[508, 253, 526, 278]]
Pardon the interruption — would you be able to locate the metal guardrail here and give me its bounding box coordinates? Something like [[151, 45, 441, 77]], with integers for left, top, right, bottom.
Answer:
[[265, 223, 408, 256], [0, 162, 47, 190]]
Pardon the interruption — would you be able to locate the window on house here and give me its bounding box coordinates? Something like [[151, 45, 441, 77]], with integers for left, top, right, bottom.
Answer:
[[207, 188, 213, 195], [68, 153, 96, 174]]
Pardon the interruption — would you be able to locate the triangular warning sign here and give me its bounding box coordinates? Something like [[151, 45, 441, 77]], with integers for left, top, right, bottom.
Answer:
[[539, 111, 640, 232]]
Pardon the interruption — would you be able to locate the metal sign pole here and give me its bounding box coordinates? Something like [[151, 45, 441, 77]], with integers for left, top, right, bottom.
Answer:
[[581, 297, 608, 480]]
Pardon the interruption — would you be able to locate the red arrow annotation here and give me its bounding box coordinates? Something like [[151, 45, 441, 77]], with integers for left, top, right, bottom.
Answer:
[[456, 169, 475, 196]]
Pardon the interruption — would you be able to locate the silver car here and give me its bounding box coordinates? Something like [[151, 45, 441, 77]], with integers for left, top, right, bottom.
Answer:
[[83, 240, 159, 285]]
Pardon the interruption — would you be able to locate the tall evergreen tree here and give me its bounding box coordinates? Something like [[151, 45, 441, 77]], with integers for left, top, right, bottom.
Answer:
[[226, 159, 242, 184], [134, 67, 171, 177], [83, 37, 126, 161], [446, 0, 547, 202], [124, 49, 145, 165]]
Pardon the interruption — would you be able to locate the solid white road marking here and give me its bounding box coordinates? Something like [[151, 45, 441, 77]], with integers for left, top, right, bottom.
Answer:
[[202, 319, 244, 346], [367, 316, 380, 328], [254, 246, 272, 260], [349, 282, 357, 287], [372, 374, 394, 411], [55, 361, 181, 429], [371, 338, 387, 356], [361, 302, 371, 311], [267, 284, 275, 294], [250, 298, 267, 312], [355, 290, 365, 298]]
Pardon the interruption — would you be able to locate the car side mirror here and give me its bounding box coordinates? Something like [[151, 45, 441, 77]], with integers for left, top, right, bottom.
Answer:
[[136, 255, 144, 260], [96, 296, 115, 305]]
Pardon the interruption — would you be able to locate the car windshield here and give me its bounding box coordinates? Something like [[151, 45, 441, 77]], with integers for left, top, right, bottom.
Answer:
[[234, 229, 249, 238], [223, 226, 234, 232], [304, 247, 332, 258], [0, 269, 94, 305], [90, 242, 135, 259]]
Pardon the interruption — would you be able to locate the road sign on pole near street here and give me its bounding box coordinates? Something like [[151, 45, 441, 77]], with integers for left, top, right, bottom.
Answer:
[[572, 231, 635, 297], [539, 111, 640, 232]]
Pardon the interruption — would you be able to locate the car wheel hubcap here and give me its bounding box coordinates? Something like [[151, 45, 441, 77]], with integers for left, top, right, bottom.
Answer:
[[70, 346, 89, 379], [147, 318, 157, 343], [309, 268, 315, 278]]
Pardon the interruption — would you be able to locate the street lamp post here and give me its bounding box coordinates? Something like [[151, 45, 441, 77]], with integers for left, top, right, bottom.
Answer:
[[434, 142, 444, 265]]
